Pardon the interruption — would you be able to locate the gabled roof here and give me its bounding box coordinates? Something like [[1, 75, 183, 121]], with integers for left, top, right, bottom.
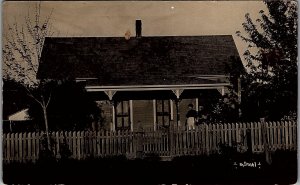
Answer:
[[38, 35, 242, 86]]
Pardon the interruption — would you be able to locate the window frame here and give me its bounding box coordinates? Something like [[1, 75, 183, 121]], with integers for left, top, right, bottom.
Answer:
[[114, 100, 131, 130], [155, 99, 172, 128]]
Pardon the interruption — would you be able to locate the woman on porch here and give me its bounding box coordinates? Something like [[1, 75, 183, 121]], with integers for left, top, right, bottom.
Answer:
[[186, 104, 197, 130]]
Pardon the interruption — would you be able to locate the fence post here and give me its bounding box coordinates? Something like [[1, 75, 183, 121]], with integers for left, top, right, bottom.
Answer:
[[6, 133, 10, 162], [261, 118, 272, 165], [136, 121, 144, 158], [246, 129, 252, 154], [205, 124, 210, 155]]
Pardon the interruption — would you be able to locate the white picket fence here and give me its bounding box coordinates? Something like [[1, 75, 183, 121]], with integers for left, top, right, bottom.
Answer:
[[2, 121, 297, 163]]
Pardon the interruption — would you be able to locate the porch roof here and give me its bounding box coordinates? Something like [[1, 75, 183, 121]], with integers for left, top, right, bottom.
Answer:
[[38, 35, 243, 86]]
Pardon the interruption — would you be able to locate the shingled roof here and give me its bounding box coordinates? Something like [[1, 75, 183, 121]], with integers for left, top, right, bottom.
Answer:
[[38, 35, 242, 86]]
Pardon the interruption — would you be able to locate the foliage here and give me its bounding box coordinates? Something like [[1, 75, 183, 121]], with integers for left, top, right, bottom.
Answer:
[[28, 80, 100, 131], [236, 0, 297, 121], [3, 3, 55, 149], [59, 142, 72, 160], [2, 79, 31, 119], [209, 93, 239, 123], [208, 56, 244, 123], [3, 3, 54, 88]]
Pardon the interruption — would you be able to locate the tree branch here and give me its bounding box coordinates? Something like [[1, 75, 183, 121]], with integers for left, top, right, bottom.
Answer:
[[24, 86, 43, 107], [46, 92, 52, 108]]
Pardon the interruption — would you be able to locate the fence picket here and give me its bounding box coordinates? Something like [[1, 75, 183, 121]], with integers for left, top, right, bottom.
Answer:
[[235, 123, 240, 151], [266, 122, 270, 151], [231, 123, 236, 147], [292, 121, 297, 149], [18, 133, 23, 162], [205, 124, 209, 155], [22, 133, 27, 162], [284, 121, 288, 150], [92, 131, 96, 157], [279, 122, 283, 149], [11, 133, 17, 160], [125, 130, 129, 156], [249, 122, 254, 152], [161, 131, 165, 155], [175, 131, 178, 155], [112, 131, 115, 155], [37, 132, 42, 159], [228, 123, 232, 147], [258, 122, 262, 151], [157, 131, 160, 155], [211, 124, 216, 153], [195, 126, 199, 155], [273, 122, 278, 150], [224, 124, 228, 145], [161, 131, 164, 155], [288, 121, 293, 150], [11, 133, 16, 161], [106, 130, 110, 156], [220, 124, 224, 145], [6, 133, 10, 161], [253, 122, 258, 152]]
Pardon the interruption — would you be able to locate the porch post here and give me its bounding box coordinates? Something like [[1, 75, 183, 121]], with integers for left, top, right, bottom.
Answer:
[[175, 99, 180, 129], [170, 100, 174, 121], [130, 100, 133, 131], [110, 101, 116, 132], [104, 90, 117, 132], [171, 89, 184, 130], [153, 99, 157, 131]]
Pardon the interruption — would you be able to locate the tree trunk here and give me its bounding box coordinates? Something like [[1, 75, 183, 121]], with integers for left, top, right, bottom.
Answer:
[[261, 118, 272, 165], [42, 106, 51, 151]]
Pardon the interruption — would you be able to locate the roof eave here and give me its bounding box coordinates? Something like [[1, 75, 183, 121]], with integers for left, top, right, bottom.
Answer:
[[85, 83, 230, 92]]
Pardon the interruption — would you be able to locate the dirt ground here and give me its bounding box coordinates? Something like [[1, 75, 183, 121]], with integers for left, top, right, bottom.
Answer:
[[3, 150, 297, 184]]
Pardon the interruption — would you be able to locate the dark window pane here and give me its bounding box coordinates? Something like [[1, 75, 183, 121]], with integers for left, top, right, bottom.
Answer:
[[157, 116, 162, 125], [164, 116, 170, 126], [156, 99, 170, 127], [117, 117, 123, 127], [115, 101, 131, 130], [123, 101, 129, 114], [157, 100, 162, 112], [116, 102, 122, 114], [163, 100, 169, 112], [124, 117, 129, 127]]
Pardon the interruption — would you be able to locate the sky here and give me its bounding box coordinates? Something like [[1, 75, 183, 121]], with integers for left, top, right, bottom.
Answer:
[[3, 1, 267, 63]]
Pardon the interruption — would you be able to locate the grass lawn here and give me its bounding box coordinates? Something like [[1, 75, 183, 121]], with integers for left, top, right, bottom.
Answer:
[[3, 150, 297, 184]]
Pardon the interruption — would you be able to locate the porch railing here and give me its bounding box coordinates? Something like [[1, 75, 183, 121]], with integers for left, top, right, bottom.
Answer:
[[2, 121, 297, 163]]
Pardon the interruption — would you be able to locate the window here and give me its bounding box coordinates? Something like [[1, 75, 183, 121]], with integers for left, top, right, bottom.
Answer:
[[115, 101, 130, 130], [156, 100, 172, 128]]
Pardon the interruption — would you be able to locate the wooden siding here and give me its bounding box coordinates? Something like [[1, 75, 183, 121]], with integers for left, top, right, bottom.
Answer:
[[132, 100, 154, 131]]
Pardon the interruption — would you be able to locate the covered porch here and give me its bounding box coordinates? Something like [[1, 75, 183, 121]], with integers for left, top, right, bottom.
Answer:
[[85, 80, 230, 132]]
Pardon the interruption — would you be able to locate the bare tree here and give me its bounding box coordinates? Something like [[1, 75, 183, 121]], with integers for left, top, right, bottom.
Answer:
[[3, 2, 54, 150]]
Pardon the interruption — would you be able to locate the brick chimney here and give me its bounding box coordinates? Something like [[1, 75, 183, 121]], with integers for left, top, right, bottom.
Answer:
[[136, 20, 142, 38]]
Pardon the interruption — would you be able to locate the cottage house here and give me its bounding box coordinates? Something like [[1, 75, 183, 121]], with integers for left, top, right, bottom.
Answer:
[[38, 20, 243, 131]]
